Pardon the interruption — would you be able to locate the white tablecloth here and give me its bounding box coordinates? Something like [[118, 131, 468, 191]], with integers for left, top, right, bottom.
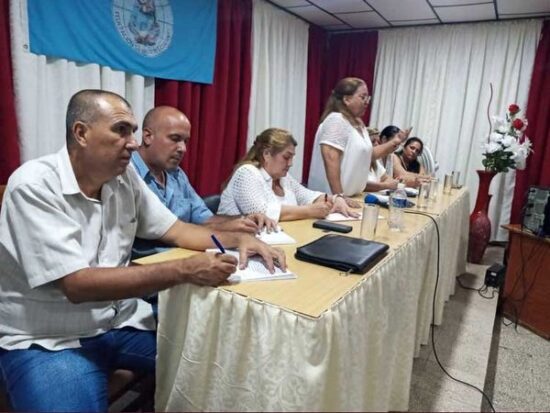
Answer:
[[155, 189, 469, 411]]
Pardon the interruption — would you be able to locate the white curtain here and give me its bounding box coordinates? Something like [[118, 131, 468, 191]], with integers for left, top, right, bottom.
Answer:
[[248, 0, 309, 181], [9, 0, 155, 163], [370, 19, 541, 241]]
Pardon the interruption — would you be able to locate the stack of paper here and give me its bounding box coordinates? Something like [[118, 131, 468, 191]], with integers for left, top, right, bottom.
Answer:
[[206, 249, 296, 283], [256, 226, 297, 245]]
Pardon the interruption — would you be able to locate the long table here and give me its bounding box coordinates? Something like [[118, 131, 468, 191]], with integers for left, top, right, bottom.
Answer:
[[136, 187, 469, 411]]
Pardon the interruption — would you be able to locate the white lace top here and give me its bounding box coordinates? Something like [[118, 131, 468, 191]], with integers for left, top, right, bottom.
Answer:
[[308, 112, 372, 196], [218, 164, 323, 222]]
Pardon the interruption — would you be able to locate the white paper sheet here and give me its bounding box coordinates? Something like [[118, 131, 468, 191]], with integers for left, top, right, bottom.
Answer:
[[325, 212, 363, 222], [206, 249, 296, 283], [257, 227, 297, 245]]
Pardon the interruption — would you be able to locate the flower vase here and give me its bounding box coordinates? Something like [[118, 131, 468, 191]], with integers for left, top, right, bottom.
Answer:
[[468, 170, 497, 263]]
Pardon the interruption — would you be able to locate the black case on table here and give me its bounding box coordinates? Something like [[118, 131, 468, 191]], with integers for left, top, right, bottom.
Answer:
[[295, 234, 389, 274]]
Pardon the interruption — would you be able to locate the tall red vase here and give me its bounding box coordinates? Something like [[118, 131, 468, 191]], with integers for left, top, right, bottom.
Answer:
[[468, 170, 497, 263]]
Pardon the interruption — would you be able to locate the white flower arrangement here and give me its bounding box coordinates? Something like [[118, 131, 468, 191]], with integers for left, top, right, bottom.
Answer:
[[481, 104, 532, 173]]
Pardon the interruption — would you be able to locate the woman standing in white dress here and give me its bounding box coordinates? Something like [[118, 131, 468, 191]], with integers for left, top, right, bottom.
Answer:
[[219, 128, 358, 222], [308, 77, 406, 202]]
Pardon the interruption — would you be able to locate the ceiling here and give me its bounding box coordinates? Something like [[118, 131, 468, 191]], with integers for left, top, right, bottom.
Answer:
[[268, 0, 550, 31]]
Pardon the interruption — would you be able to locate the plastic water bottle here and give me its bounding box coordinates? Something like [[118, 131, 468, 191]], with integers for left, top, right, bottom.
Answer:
[[388, 183, 407, 231]]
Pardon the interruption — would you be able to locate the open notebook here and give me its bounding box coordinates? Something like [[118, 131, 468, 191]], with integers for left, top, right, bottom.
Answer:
[[206, 249, 296, 283], [256, 226, 297, 245]]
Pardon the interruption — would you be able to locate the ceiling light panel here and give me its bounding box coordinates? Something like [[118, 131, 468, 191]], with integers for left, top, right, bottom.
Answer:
[[391, 18, 440, 26], [435, 3, 496, 22]]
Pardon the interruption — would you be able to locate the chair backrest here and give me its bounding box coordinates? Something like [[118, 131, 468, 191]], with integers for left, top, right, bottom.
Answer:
[[202, 194, 221, 214], [419, 145, 438, 175]]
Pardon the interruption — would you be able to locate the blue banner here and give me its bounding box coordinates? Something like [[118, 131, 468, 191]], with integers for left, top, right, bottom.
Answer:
[[28, 0, 217, 84]]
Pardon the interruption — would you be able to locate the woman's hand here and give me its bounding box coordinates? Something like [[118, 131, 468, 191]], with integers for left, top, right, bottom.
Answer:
[[393, 127, 413, 146], [343, 197, 362, 209], [401, 127, 413, 141], [418, 177, 431, 187], [307, 202, 332, 219], [331, 196, 360, 218], [384, 179, 399, 190]]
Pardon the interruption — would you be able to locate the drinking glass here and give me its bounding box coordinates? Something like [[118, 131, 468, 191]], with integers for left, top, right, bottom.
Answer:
[[360, 204, 379, 240], [452, 171, 461, 188], [416, 182, 430, 208], [443, 174, 453, 194], [429, 178, 439, 202]]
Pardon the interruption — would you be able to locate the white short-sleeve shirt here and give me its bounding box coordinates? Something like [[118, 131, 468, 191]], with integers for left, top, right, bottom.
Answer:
[[0, 147, 177, 350], [218, 164, 322, 222], [308, 112, 372, 196]]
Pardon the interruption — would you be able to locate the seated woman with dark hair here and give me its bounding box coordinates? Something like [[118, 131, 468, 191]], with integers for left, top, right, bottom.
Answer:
[[219, 128, 359, 222], [365, 129, 399, 192], [392, 137, 431, 187]]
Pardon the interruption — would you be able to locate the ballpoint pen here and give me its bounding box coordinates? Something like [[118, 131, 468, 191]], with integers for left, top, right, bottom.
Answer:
[[210, 234, 226, 254]]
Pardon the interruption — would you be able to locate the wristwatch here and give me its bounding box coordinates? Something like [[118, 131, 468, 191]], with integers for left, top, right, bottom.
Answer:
[[332, 193, 344, 202]]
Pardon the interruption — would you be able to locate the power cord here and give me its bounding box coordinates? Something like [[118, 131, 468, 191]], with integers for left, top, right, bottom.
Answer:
[[456, 274, 498, 299], [478, 285, 498, 299], [405, 210, 496, 412]]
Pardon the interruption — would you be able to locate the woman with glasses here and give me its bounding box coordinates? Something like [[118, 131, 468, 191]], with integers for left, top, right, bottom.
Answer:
[[308, 77, 406, 204]]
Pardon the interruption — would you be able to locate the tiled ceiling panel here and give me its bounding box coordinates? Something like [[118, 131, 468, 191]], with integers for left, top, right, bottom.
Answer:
[[288, 5, 343, 25], [310, 0, 372, 13], [498, 0, 550, 15], [338, 11, 390, 29], [368, 0, 438, 21], [436, 3, 496, 22], [267, 0, 550, 30]]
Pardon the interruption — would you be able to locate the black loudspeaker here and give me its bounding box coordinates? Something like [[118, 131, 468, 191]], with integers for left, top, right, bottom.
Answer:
[[522, 186, 550, 237], [485, 263, 506, 288]]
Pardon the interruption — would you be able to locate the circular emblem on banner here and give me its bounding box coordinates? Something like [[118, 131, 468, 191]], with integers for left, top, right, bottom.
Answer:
[[113, 0, 173, 57]]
